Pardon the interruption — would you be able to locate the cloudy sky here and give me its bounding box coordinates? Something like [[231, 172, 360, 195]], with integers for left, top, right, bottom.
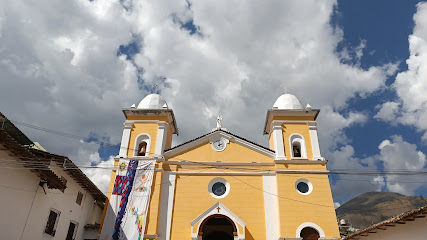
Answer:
[[1, 0, 427, 205]]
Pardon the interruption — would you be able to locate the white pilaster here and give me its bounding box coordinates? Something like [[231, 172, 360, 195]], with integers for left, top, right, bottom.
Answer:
[[308, 122, 324, 160], [118, 122, 133, 157], [272, 121, 286, 160], [157, 172, 176, 240], [263, 175, 280, 240], [155, 122, 168, 156]]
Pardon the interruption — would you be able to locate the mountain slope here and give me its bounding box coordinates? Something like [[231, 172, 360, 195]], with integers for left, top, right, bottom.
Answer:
[[336, 192, 427, 229]]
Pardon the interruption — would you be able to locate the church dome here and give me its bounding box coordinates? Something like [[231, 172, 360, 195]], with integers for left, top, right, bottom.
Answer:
[[137, 94, 169, 109], [273, 94, 303, 110]]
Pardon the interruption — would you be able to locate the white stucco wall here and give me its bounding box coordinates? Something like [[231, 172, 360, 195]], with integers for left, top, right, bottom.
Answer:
[[0, 152, 102, 240], [355, 216, 427, 240], [0, 151, 41, 240]]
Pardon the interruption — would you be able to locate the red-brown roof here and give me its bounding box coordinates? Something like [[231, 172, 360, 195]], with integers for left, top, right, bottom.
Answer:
[[343, 205, 427, 239]]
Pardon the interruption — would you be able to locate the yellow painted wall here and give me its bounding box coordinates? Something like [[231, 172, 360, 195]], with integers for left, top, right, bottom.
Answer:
[[282, 123, 313, 160], [268, 133, 275, 151], [127, 123, 158, 157], [170, 175, 266, 240], [145, 171, 163, 235], [167, 141, 273, 163], [276, 173, 340, 238]]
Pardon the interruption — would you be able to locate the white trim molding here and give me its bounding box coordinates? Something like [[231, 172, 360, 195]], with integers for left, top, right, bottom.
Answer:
[[308, 121, 324, 160], [157, 172, 176, 240], [271, 121, 286, 160], [276, 170, 329, 174], [296, 222, 325, 238], [169, 171, 275, 176], [274, 160, 327, 164], [154, 121, 169, 157], [190, 202, 246, 240], [262, 175, 280, 240], [118, 122, 133, 157], [164, 161, 275, 166]]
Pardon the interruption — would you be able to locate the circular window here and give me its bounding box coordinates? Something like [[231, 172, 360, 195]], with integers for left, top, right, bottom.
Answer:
[[208, 178, 230, 199], [212, 182, 226, 196], [295, 179, 313, 195]]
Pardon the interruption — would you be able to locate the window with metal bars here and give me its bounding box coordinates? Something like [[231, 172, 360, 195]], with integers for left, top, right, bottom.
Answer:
[[66, 221, 78, 240], [76, 191, 83, 205], [45, 209, 60, 236]]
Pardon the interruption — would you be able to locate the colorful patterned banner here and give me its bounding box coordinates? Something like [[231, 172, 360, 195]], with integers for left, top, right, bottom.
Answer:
[[100, 160, 155, 240]]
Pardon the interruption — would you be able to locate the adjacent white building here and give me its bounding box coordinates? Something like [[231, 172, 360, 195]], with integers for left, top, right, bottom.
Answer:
[[0, 113, 106, 240]]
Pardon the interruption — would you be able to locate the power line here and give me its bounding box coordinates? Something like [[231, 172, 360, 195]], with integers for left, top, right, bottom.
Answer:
[[3, 118, 427, 211], [8, 118, 427, 174]]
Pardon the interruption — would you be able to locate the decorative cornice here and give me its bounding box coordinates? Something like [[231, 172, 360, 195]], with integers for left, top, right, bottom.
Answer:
[[164, 130, 275, 159], [144, 234, 158, 239], [274, 160, 328, 164], [275, 170, 329, 174], [168, 171, 275, 176], [163, 161, 275, 166], [123, 122, 133, 128]]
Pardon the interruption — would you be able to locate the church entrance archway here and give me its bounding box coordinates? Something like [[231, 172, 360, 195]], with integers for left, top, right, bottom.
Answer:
[[199, 214, 237, 240]]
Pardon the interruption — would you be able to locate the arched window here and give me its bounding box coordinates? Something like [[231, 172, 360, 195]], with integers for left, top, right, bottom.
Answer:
[[289, 134, 307, 159], [300, 227, 320, 240], [134, 134, 151, 157]]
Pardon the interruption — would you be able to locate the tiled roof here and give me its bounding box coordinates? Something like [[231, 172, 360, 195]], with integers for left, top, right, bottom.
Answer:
[[0, 112, 106, 202], [30, 148, 106, 202], [343, 205, 427, 239]]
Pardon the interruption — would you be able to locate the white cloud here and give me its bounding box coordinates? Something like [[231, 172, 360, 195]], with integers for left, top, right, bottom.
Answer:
[[82, 156, 115, 193], [376, 3, 427, 137], [317, 106, 367, 150], [378, 135, 426, 195], [326, 145, 384, 203], [0, 0, 398, 199], [330, 135, 426, 202], [374, 102, 400, 122]]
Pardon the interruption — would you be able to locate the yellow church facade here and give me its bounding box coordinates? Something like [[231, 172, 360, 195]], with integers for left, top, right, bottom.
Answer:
[[100, 93, 340, 240]]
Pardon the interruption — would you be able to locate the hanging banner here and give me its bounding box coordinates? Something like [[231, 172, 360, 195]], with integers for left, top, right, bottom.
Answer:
[[100, 160, 155, 240]]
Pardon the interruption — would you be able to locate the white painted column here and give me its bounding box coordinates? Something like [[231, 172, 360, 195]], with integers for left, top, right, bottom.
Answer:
[[118, 122, 133, 157], [155, 122, 168, 156], [157, 172, 176, 240], [308, 122, 324, 160], [263, 175, 280, 240], [272, 121, 286, 160]]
